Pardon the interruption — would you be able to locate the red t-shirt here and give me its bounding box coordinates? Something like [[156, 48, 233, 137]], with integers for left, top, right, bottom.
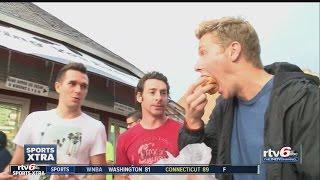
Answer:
[[116, 118, 182, 165]]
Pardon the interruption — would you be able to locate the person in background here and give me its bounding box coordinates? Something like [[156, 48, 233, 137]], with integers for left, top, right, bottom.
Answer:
[[106, 141, 114, 180], [126, 110, 142, 129], [0, 131, 12, 173]]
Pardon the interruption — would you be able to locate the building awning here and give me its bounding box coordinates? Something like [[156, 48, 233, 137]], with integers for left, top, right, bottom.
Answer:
[[0, 25, 139, 87]]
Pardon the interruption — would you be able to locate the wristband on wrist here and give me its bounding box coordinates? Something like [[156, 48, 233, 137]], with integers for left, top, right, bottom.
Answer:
[[184, 120, 205, 132]]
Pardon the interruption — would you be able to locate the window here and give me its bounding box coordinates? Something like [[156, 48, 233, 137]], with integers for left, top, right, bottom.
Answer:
[[107, 118, 127, 163], [0, 94, 30, 153]]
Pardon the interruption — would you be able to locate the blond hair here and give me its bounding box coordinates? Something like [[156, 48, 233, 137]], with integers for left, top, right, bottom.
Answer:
[[196, 17, 263, 68]]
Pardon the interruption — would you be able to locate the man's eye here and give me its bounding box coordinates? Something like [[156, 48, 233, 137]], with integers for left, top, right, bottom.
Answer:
[[81, 84, 88, 89], [69, 82, 76, 86]]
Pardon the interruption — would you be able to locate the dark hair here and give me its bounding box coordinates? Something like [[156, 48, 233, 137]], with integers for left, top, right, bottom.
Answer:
[[56, 62, 87, 82], [127, 110, 142, 122], [0, 131, 7, 148], [136, 71, 170, 95]]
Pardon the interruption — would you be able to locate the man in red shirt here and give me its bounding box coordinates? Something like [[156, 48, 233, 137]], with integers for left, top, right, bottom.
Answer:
[[116, 71, 182, 166]]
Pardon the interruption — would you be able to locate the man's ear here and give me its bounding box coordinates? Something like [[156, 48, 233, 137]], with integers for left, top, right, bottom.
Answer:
[[55, 81, 61, 94], [229, 41, 241, 62], [136, 92, 143, 103]]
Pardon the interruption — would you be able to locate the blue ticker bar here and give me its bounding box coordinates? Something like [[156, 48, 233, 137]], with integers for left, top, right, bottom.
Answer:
[[11, 165, 259, 175]]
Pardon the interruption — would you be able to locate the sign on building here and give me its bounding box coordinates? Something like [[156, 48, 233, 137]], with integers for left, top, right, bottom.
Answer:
[[114, 102, 135, 115], [5, 76, 49, 97]]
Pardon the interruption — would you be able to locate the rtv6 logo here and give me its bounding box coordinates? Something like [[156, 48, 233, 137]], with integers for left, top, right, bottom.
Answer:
[[17, 164, 38, 171], [263, 147, 299, 163]]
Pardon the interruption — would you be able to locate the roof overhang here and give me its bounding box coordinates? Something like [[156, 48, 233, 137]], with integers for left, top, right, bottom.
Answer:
[[0, 24, 139, 87], [0, 13, 145, 78]]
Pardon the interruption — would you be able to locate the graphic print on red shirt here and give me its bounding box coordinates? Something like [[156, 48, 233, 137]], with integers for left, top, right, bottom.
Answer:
[[116, 118, 182, 165]]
